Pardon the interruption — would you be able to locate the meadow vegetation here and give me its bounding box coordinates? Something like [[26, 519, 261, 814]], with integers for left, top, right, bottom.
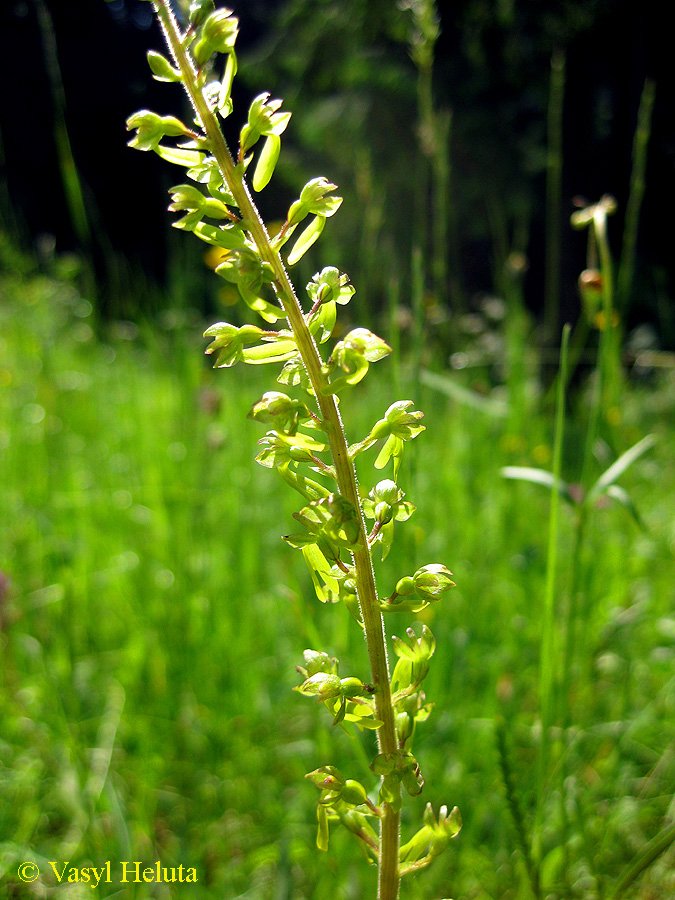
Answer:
[[1, 228, 674, 897], [2, 0, 675, 897]]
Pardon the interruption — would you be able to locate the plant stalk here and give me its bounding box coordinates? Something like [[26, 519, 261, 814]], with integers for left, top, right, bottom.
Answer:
[[616, 79, 656, 314], [544, 49, 565, 342], [532, 323, 570, 875], [152, 2, 401, 895]]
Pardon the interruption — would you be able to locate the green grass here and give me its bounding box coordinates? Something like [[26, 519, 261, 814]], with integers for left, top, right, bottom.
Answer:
[[1, 249, 675, 899]]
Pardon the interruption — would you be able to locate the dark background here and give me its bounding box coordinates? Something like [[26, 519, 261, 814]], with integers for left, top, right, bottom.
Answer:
[[1, 0, 673, 344]]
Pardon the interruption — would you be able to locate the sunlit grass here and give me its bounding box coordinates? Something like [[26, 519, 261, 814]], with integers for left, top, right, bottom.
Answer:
[[1, 254, 674, 898]]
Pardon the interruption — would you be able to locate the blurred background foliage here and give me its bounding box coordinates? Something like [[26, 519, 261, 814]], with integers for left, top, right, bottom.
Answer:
[[0, 0, 673, 341]]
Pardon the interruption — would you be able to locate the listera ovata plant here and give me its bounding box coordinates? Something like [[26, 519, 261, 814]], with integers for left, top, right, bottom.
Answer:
[[124, 2, 460, 896]]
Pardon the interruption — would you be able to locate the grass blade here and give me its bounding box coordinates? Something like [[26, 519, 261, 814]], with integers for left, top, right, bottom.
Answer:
[[609, 821, 675, 900], [421, 369, 508, 417], [605, 484, 649, 531], [616, 79, 656, 313], [501, 466, 573, 505], [587, 433, 656, 504], [532, 323, 570, 874]]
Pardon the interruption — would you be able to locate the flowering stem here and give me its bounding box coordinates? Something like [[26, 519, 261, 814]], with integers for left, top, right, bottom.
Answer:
[[152, 2, 401, 895]]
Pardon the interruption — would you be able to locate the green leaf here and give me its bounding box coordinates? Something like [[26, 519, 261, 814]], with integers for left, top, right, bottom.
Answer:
[[605, 484, 648, 531], [609, 820, 675, 899], [420, 369, 508, 417], [287, 215, 325, 266], [252, 134, 280, 192], [501, 466, 574, 505], [586, 434, 656, 505]]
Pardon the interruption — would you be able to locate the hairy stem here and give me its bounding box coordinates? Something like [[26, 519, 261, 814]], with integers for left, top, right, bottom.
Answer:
[[152, 2, 401, 895]]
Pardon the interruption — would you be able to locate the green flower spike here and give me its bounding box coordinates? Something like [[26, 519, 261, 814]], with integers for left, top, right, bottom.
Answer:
[[125, 3, 459, 893]]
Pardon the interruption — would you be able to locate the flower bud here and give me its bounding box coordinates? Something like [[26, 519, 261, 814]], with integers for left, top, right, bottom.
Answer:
[[341, 779, 369, 806], [147, 50, 180, 83], [375, 501, 393, 525], [297, 672, 341, 701], [306, 765, 344, 791], [340, 676, 366, 698], [578, 268, 603, 320], [340, 808, 370, 834], [395, 576, 415, 596], [363, 480, 414, 532], [343, 590, 362, 625], [343, 577, 357, 595], [189, 0, 215, 26], [303, 649, 337, 677], [373, 479, 398, 506], [412, 564, 455, 601], [395, 710, 413, 745]]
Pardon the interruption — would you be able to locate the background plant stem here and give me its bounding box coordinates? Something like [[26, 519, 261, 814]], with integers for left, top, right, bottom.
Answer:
[[544, 49, 565, 342], [616, 78, 656, 315], [532, 322, 570, 878]]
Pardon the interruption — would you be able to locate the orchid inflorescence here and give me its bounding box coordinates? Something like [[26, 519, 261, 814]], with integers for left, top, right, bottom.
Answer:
[[125, 2, 460, 895]]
